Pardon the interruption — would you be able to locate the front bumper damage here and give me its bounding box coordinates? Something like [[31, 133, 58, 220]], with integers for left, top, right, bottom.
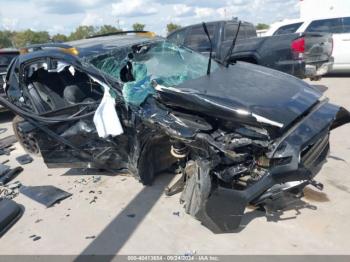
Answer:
[[177, 101, 350, 233]]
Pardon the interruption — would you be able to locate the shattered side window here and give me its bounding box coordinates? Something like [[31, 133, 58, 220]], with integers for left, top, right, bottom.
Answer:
[[90, 48, 130, 82], [91, 40, 219, 106]]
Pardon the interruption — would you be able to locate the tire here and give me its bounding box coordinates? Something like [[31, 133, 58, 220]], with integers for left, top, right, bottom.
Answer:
[[12, 115, 41, 156], [180, 160, 212, 220], [180, 160, 246, 233]]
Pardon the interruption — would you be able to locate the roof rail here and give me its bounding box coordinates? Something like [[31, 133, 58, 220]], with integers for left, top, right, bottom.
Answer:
[[25, 43, 74, 50], [87, 30, 152, 39], [21, 43, 79, 56]]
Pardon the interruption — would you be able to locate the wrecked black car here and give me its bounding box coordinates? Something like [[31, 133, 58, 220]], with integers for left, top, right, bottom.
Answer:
[[0, 33, 350, 233]]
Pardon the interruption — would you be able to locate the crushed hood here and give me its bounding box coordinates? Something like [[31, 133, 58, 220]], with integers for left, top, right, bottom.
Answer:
[[156, 62, 322, 130]]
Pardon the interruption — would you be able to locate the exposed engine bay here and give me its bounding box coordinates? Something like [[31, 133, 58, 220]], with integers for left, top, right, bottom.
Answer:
[[1, 38, 350, 233]]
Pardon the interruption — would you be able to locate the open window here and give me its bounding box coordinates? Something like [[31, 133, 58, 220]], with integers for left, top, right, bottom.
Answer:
[[21, 59, 104, 114]]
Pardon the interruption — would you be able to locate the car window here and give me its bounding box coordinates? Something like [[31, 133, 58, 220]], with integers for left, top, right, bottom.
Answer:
[[306, 18, 343, 33], [342, 17, 350, 33], [167, 29, 186, 46], [224, 23, 246, 41], [273, 22, 303, 35], [0, 54, 18, 67], [184, 25, 215, 51], [91, 40, 220, 105], [246, 26, 257, 38]]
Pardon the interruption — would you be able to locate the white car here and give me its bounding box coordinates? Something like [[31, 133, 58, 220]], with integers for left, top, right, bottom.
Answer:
[[265, 16, 350, 73]]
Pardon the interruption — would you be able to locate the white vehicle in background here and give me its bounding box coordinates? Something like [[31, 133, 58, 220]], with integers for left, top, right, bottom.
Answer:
[[266, 16, 350, 73]]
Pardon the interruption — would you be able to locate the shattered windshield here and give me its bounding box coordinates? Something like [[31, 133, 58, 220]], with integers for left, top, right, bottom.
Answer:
[[91, 40, 219, 106]]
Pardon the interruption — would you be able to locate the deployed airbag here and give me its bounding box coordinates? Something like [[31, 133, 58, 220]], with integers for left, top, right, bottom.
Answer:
[[93, 79, 124, 138]]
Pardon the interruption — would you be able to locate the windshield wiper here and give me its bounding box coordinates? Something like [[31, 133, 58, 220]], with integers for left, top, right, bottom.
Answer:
[[224, 20, 242, 67], [202, 22, 213, 75]]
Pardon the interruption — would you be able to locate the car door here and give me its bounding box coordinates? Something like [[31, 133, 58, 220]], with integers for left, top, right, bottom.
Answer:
[[10, 56, 130, 170]]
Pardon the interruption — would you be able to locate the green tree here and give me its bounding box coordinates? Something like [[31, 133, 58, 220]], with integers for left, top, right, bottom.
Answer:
[[0, 31, 14, 48], [132, 23, 145, 31], [68, 25, 96, 41], [12, 29, 50, 47], [255, 23, 270, 30], [96, 25, 122, 35], [166, 23, 181, 35], [51, 33, 68, 43]]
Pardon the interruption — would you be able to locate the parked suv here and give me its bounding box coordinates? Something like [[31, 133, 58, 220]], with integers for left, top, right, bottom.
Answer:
[[266, 16, 350, 73]]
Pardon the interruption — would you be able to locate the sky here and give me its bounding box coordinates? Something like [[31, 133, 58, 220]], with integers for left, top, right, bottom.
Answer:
[[0, 0, 300, 36]]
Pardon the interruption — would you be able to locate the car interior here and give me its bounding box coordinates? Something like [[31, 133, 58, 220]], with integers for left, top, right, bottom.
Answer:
[[24, 62, 103, 114]]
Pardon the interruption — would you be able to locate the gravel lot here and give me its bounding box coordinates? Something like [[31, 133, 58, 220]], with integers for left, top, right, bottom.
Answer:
[[0, 76, 350, 256]]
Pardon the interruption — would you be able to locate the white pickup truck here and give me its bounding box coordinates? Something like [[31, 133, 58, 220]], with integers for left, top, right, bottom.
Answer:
[[266, 16, 350, 73]]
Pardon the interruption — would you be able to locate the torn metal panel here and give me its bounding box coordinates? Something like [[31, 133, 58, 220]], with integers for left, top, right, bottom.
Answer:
[[0, 199, 24, 237], [20, 185, 72, 207]]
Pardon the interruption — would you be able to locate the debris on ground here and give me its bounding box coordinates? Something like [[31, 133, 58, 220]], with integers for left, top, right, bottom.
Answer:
[[85, 235, 96, 239], [0, 128, 7, 134], [0, 164, 10, 176], [29, 235, 41, 241], [34, 219, 43, 223], [0, 182, 22, 200], [7, 181, 22, 190], [0, 199, 24, 237], [173, 211, 180, 217], [0, 135, 17, 150], [89, 196, 98, 204], [20, 185, 72, 207], [0, 167, 22, 186], [16, 154, 34, 165], [74, 175, 102, 185], [74, 178, 89, 185], [0, 167, 23, 186], [127, 214, 136, 218], [92, 176, 101, 183]]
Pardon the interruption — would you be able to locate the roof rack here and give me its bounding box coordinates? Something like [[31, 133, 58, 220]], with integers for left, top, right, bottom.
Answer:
[[87, 30, 151, 39]]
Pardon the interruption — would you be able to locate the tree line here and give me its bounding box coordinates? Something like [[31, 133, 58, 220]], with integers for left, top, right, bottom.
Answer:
[[0, 22, 268, 49], [0, 22, 182, 49]]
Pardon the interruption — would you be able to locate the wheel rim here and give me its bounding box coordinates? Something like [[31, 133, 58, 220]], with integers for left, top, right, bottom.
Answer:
[[15, 124, 40, 155]]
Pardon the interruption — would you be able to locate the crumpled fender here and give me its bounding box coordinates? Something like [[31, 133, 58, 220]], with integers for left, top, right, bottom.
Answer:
[[331, 106, 350, 130]]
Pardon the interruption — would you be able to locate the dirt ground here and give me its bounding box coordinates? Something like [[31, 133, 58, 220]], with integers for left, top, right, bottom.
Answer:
[[1, 76, 350, 255]]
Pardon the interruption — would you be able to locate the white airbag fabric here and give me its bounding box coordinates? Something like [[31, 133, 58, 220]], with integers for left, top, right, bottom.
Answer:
[[93, 80, 123, 138]]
